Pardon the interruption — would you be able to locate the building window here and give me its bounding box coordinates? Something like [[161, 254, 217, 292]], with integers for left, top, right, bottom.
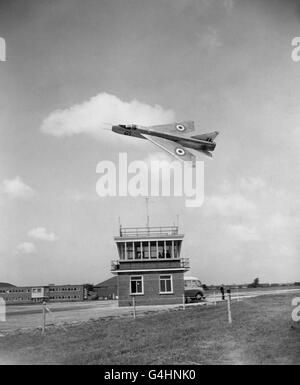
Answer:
[[150, 241, 157, 259], [157, 241, 165, 258], [134, 242, 142, 259], [118, 243, 125, 260], [160, 275, 173, 294], [174, 241, 180, 258], [130, 275, 144, 295], [127, 243, 134, 260], [142, 241, 149, 259], [166, 241, 172, 258]]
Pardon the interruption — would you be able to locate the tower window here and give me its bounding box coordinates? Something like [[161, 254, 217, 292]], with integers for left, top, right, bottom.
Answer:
[[130, 275, 144, 295], [159, 275, 173, 294]]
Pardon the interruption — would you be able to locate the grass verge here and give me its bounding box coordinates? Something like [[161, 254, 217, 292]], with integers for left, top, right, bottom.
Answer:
[[0, 293, 299, 365]]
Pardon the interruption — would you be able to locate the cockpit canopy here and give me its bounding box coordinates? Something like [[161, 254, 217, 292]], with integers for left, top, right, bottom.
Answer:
[[119, 124, 137, 129]]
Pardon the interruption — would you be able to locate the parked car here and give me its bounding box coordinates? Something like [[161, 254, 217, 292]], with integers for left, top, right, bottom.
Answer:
[[184, 276, 206, 303]]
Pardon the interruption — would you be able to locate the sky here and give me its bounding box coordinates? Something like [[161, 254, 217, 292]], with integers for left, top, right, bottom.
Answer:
[[0, 0, 299, 286]]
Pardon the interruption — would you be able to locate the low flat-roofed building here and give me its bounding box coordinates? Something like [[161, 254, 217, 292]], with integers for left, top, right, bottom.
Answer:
[[0, 286, 46, 304], [0, 284, 87, 304]]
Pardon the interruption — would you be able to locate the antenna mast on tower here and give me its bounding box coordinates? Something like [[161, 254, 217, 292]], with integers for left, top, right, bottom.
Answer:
[[118, 216, 122, 236], [145, 197, 150, 229]]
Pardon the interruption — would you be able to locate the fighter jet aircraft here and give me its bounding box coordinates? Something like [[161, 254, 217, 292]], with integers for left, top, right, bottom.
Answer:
[[112, 121, 219, 166]]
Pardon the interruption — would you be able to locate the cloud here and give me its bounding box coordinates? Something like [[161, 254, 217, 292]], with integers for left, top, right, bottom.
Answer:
[[239, 177, 266, 192], [163, 0, 235, 14], [269, 242, 297, 259], [227, 224, 260, 242], [28, 227, 58, 242], [1, 176, 36, 200], [196, 27, 222, 51], [205, 193, 257, 217], [63, 190, 99, 204], [267, 213, 295, 230], [204, 177, 271, 219], [16, 242, 36, 254], [41, 93, 175, 142], [223, 0, 235, 10], [64, 190, 91, 203]]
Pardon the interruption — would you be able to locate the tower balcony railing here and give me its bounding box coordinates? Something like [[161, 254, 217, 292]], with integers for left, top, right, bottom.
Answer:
[[118, 226, 179, 238], [180, 258, 190, 269], [111, 257, 190, 271]]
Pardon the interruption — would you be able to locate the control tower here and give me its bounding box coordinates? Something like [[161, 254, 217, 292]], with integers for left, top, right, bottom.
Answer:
[[112, 225, 189, 307]]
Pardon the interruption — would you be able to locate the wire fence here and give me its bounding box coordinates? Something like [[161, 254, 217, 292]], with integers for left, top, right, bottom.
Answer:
[[0, 289, 243, 334], [36, 292, 237, 334], [3, 287, 300, 335]]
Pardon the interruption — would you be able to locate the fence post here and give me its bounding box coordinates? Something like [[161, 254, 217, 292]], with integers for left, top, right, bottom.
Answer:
[[213, 291, 217, 306], [132, 296, 136, 319], [42, 301, 46, 334], [227, 291, 232, 324], [236, 287, 240, 302], [182, 294, 186, 310]]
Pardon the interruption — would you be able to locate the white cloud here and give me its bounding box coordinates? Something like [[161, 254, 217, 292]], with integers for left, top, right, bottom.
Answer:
[[205, 193, 257, 217], [28, 227, 58, 242], [41, 93, 175, 142], [227, 224, 260, 242], [267, 213, 293, 229], [163, 0, 235, 14], [64, 190, 98, 203], [223, 0, 235, 10], [196, 27, 222, 51], [269, 242, 297, 259], [16, 242, 36, 254], [239, 177, 266, 192], [1, 176, 36, 200], [65, 191, 89, 203]]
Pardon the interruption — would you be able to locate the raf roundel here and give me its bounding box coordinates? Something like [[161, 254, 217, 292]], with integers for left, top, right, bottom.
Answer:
[[176, 124, 186, 132], [175, 148, 186, 156]]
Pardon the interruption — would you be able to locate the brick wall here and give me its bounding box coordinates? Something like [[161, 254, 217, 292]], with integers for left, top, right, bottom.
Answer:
[[117, 271, 184, 307]]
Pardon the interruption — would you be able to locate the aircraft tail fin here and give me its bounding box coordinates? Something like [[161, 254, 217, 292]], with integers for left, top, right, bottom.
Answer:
[[191, 131, 219, 142]]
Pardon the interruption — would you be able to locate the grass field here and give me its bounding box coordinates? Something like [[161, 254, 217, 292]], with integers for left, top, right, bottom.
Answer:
[[0, 292, 299, 365]]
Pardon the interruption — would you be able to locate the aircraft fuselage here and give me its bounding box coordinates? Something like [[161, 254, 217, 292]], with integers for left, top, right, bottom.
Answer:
[[112, 124, 216, 152]]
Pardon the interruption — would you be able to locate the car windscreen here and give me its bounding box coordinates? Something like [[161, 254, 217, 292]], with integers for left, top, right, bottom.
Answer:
[[185, 280, 202, 288]]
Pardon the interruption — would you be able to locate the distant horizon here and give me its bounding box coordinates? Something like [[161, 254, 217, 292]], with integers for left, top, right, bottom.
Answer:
[[2, 278, 299, 289]]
